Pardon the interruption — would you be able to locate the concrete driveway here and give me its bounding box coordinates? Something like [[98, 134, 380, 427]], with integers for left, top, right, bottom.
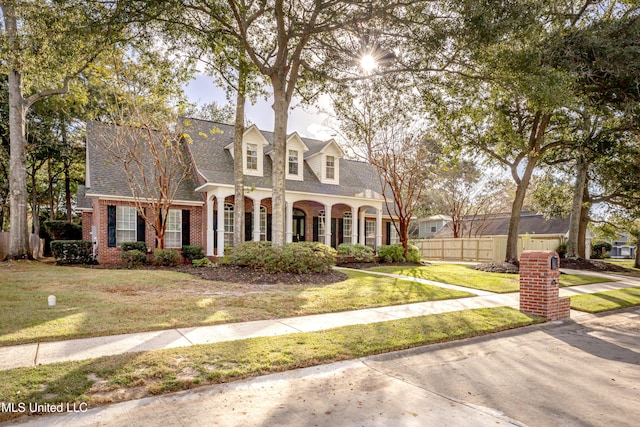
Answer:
[[6, 307, 640, 427]]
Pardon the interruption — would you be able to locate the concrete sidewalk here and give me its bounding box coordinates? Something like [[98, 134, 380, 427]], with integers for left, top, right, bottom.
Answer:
[[0, 269, 636, 371]]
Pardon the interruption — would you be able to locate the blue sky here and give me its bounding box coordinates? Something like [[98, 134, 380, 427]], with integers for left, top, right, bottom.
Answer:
[[184, 73, 336, 140]]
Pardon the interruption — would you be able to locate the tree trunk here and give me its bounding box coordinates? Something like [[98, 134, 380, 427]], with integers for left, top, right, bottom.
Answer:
[[567, 154, 588, 258], [270, 81, 288, 246], [233, 67, 247, 246], [30, 170, 39, 235], [61, 116, 72, 222], [635, 233, 640, 269], [3, 2, 31, 259], [504, 161, 536, 263], [577, 183, 590, 258]]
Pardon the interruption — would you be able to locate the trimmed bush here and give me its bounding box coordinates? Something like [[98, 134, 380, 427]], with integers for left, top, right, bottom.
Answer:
[[182, 245, 205, 262], [121, 242, 147, 253], [377, 244, 404, 263], [230, 241, 336, 274], [122, 249, 146, 267], [51, 240, 94, 265], [377, 243, 421, 263], [192, 257, 215, 268], [405, 244, 421, 263], [153, 249, 181, 266], [591, 241, 612, 259], [336, 243, 375, 262]]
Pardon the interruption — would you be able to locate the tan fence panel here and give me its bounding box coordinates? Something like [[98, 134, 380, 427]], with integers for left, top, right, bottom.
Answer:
[[413, 236, 564, 262], [0, 232, 45, 259]]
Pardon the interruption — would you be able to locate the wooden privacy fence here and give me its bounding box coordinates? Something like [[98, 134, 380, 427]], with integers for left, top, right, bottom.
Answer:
[[411, 236, 564, 262], [0, 232, 45, 260]]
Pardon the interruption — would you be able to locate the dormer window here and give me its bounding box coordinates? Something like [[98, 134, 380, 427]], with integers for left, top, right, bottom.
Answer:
[[326, 156, 335, 180], [288, 150, 299, 175], [246, 143, 258, 171]]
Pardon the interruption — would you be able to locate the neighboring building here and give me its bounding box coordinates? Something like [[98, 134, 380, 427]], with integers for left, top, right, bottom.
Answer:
[[79, 119, 399, 263], [413, 215, 451, 239], [433, 211, 575, 239], [609, 234, 637, 259]]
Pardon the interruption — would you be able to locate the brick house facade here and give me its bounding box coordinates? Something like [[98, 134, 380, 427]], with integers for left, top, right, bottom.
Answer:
[[78, 119, 398, 263]]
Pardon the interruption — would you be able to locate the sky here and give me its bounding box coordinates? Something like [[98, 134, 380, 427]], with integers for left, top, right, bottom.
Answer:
[[184, 73, 337, 141]]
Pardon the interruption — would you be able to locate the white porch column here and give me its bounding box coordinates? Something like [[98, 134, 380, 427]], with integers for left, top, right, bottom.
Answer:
[[350, 206, 358, 244], [253, 199, 262, 241], [324, 203, 333, 246], [376, 207, 383, 249], [359, 209, 366, 245], [206, 194, 214, 256], [285, 201, 293, 243], [216, 196, 225, 256]]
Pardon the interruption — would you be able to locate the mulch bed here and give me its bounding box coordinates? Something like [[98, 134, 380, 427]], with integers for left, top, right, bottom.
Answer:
[[471, 258, 635, 274]]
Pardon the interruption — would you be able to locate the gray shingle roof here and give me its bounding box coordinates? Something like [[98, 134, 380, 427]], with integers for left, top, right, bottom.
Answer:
[[184, 118, 386, 199], [85, 121, 202, 203], [434, 211, 570, 238], [76, 185, 91, 210]]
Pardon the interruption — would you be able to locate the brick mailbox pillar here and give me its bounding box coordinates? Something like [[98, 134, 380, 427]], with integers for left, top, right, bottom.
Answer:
[[519, 250, 571, 321]]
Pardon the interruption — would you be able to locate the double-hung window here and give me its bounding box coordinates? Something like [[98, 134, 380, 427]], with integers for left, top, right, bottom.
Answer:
[[246, 143, 258, 171], [343, 212, 352, 244], [326, 155, 335, 179], [224, 203, 234, 246], [318, 209, 325, 240], [116, 206, 137, 246], [288, 150, 299, 175], [164, 209, 182, 248]]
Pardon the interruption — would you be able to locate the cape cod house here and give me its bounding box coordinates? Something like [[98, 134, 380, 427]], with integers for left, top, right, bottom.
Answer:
[[78, 119, 399, 264]]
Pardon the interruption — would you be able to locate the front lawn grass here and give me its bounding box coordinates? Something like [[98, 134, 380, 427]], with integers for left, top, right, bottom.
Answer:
[[569, 287, 640, 313], [0, 307, 540, 422], [368, 264, 612, 293], [0, 261, 473, 346]]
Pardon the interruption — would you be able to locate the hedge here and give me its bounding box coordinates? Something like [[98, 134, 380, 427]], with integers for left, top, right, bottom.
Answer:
[[121, 242, 147, 253], [230, 241, 336, 274], [336, 243, 375, 262], [182, 245, 205, 262], [51, 240, 94, 265]]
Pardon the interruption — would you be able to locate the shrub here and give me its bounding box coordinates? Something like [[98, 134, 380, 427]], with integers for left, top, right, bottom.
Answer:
[[229, 241, 336, 273], [153, 249, 181, 266], [51, 240, 94, 265], [121, 242, 147, 253], [556, 243, 568, 259], [192, 257, 214, 267], [377, 243, 421, 263], [405, 244, 421, 263], [591, 241, 612, 259], [377, 244, 405, 263], [336, 243, 375, 262], [182, 245, 205, 261], [122, 249, 146, 267]]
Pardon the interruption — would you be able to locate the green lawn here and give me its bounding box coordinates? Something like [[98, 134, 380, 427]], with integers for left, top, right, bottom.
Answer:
[[569, 287, 640, 313], [0, 307, 539, 422], [0, 261, 473, 346], [368, 264, 613, 293], [601, 259, 640, 277]]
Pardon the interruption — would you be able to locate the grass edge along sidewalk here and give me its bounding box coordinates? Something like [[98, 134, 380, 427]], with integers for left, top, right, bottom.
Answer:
[[0, 307, 540, 423], [570, 287, 640, 313]]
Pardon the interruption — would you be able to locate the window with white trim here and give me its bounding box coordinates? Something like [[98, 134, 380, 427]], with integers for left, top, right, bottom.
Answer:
[[318, 209, 325, 239], [260, 206, 267, 241], [116, 205, 136, 246], [343, 212, 352, 244], [389, 224, 399, 244], [365, 219, 376, 248], [326, 155, 335, 179], [165, 209, 182, 248], [288, 149, 299, 175], [224, 203, 234, 245], [246, 143, 258, 171]]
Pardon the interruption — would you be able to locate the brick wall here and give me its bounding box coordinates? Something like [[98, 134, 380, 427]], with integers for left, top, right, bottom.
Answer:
[[81, 212, 92, 241], [519, 250, 570, 321], [94, 199, 205, 264]]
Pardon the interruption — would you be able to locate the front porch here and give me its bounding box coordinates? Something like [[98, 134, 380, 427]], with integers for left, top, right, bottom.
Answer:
[[203, 188, 388, 257]]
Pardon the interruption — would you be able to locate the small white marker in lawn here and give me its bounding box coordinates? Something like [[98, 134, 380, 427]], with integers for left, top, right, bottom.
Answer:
[[48, 295, 56, 307]]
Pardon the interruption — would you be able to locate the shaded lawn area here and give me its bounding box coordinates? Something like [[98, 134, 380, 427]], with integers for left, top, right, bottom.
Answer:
[[0, 307, 540, 422], [569, 287, 640, 313], [368, 264, 613, 293], [0, 261, 473, 346], [602, 259, 640, 277]]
